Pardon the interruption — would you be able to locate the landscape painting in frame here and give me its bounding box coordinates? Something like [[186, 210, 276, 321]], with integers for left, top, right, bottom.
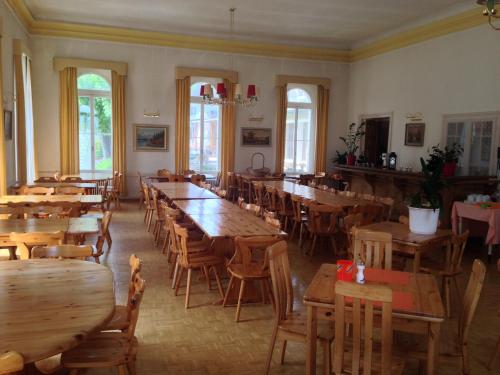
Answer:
[[404, 123, 425, 147], [241, 127, 272, 147], [134, 124, 168, 152]]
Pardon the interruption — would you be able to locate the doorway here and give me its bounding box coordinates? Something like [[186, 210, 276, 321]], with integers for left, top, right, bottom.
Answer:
[[363, 117, 390, 167]]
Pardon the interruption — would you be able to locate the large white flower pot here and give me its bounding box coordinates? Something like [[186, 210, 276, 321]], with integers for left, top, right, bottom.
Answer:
[[408, 206, 440, 235]]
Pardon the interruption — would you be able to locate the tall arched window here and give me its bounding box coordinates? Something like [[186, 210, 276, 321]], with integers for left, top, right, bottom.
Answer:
[[284, 85, 316, 173], [189, 78, 222, 173], [77, 72, 112, 172]]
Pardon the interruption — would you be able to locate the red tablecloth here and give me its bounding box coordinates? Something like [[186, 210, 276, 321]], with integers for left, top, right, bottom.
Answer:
[[451, 201, 500, 245]]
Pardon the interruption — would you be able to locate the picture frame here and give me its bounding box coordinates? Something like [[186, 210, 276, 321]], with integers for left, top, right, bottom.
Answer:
[[404, 122, 425, 147], [3, 110, 12, 140], [134, 124, 169, 152], [241, 127, 272, 147]]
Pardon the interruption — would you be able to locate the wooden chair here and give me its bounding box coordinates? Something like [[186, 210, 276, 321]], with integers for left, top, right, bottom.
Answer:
[[487, 259, 500, 370], [343, 213, 363, 258], [398, 215, 409, 226], [18, 186, 54, 195], [277, 191, 294, 231], [305, 203, 343, 259], [150, 188, 164, 244], [104, 254, 143, 332], [169, 174, 185, 182], [237, 174, 249, 202], [142, 182, 154, 231], [0, 351, 23, 375], [362, 193, 376, 202], [31, 245, 94, 260], [34, 176, 57, 182], [190, 174, 205, 186], [62, 176, 82, 182], [54, 186, 85, 195], [376, 196, 395, 221], [290, 194, 307, 244], [173, 224, 225, 309], [352, 228, 393, 270], [137, 172, 145, 209], [227, 172, 239, 201], [253, 182, 267, 207], [333, 281, 405, 374], [265, 241, 333, 374], [265, 186, 279, 213], [9, 231, 65, 260], [420, 231, 469, 317], [93, 211, 113, 263], [157, 169, 170, 176], [61, 272, 146, 375], [107, 172, 122, 209], [352, 204, 384, 224], [223, 236, 282, 322]]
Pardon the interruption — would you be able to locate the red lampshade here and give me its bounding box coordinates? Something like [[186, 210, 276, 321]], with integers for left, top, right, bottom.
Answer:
[[216, 82, 226, 98], [247, 84, 256, 98]]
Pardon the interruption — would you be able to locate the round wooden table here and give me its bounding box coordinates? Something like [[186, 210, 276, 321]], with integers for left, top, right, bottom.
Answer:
[[0, 259, 115, 363]]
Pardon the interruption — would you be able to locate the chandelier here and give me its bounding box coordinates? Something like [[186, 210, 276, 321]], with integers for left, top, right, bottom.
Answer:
[[478, 0, 500, 30], [200, 8, 259, 106]]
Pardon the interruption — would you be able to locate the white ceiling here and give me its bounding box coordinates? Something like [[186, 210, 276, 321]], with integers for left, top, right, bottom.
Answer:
[[23, 0, 476, 49]]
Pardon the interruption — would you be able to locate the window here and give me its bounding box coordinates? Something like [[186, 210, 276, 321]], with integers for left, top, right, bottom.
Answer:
[[284, 85, 316, 174], [444, 113, 498, 176], [189, 78, 222, 173], [77, 72, 112, 172]]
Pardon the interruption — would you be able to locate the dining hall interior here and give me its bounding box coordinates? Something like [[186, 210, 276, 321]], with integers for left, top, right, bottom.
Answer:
[[0, 0, 500, 374]]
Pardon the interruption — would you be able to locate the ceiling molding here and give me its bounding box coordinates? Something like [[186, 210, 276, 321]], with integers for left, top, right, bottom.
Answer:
[[6, 0, 488, 63]]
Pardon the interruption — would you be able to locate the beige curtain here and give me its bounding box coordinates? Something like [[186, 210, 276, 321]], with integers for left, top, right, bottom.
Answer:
[[30, 62, 38, 180], [315, 85, 329, 173], [0, 37, 6, 195], [14, 54, 26, 183], [112, 71, 127, 194], [275, 84, 287, 174], [221, 79, 235, 189], [175, 76, 190, 173], [59, 67, 79, 175]]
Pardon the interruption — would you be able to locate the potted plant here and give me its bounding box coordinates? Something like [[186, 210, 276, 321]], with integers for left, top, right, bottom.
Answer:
[[332, 151, 347, 165], [339, 122, 365, 166], [428, 143, 463, 177], [408, 156, 446, 234]]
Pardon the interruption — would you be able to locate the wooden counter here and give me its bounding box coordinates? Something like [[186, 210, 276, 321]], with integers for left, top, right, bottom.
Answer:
[[333, 164, 498, 227]]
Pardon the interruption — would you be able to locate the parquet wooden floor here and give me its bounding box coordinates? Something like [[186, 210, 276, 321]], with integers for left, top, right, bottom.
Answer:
[[72, 202, 500, 374]]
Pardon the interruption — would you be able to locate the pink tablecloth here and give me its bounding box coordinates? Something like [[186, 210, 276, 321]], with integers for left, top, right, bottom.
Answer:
[[451, 202, 500, 245]]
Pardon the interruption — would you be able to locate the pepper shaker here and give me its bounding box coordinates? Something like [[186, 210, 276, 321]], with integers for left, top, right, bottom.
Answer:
[[356, 260, 365, 284]]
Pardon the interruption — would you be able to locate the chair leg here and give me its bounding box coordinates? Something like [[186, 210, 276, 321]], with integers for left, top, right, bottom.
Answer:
[[174, 267, 184, 295], [223, 275, 235, 307], [330, 236, 338, 257], [235, 279, 246, 322], [212, 267, 225, 299], [105, 232, 112, 250], [290, 221, 298, 239], [488, 335, 500, 369], [264, 326, 279, 375], [279, 340, 287, 364], [299, 223, 304, 248], [322, 339, 331, 375], [117, 365, 128, 375], [444, 277, 451, 318], [185, 268, 193, 309], [462, 343, 470, 375], [203, 266, 211, 290], [127, 359, 137, 375]]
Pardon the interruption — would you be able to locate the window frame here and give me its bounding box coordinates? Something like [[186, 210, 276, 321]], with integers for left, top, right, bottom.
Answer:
[[284, 84, 317, 174], [77, 72, 112, 173], [442, 111, 500, 176], [189, 78, 222, 174]]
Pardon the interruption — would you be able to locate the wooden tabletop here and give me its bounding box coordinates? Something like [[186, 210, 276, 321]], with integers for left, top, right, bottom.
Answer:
[[187, 211, 287, 239], [359, 221, 453, 247], [239, 174, 283, 182], [173, 199, 239, 215], [152, 182, 220, 200], [20, 182, 97, 189], [303, 263, 444, 321], [0, 259, 115, 363], [0, 195, 102, 205], [61, 172, 112, 181], [144, 173, 216, 180]]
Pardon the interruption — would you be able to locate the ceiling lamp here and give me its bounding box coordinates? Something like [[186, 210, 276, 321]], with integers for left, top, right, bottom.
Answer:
[[478, 0, 500, 30], [201, 8, 259, 106]]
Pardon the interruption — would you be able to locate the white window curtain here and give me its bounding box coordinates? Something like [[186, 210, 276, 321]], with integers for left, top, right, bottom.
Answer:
[[22, 56, 36, 183]]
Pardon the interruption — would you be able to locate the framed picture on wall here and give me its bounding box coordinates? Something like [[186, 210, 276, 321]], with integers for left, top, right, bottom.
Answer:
[[404, 123, 425, 147], [241, 127, 272, 147], [3, 110, 12, 140], [134, 124, 169, 152]]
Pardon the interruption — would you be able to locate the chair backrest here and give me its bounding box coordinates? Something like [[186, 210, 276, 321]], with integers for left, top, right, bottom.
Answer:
[[290, 194, 303, 221], [190, 174, 205, 186], [31, 245, 94, 260], [170, 174, 185, 182], [307, 203, 343, 235], [244, 203, 261, 217], [157, 169, 170, 177], [353, 228, 392, 270], [34, 176, 57, 182], [375, 196, 395, 221], [54, 186, 85, 195], [0, 351, 23, 375], [62, 176, 82, 182], [398, 215, 409, 226], [277, 190, 290, 216], [448, 230, 469, 274], [232, 236, 282, 268], [343, 213, 364, 257], [265, 186, 278, 211], [125, 272, 146, 339], [353, 204, 384, 224], [267, 241, 294, 322], [237, 197, 246, 209], [142, 182, 152, 209], [253, 182, 265, 205], [18, 186, 54, 195], [459, 259, 486, 347], [9, 231, 65, 260], [334, 281, 393, 375], [173, 224, 191, 266], [125, 254, 143, 322], [151, 188, 160, 215]]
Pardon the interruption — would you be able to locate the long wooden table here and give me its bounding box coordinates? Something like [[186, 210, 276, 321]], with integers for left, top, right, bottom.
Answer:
[[152, 182, 220, 200], [19, 182, 97, 189], [61, 172, 112, 182], [239, 174, 283, 203], [0, 259, 115, 364], [359, 221, 453, 272], [0, 194, 103, 207], [173, 199, 240, 215], [304, 263, 444, 375]]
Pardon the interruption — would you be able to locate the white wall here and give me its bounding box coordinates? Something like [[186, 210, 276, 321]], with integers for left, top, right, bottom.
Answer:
[[30, 36, 349, 195], [348, 24, 500, 170], [1, 1, 29, 186]]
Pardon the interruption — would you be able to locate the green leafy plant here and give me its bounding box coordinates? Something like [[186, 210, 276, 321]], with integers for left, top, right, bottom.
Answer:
[[332, 151, 347, 165], [339, 122, 365, 155], [429, 143, 464, 164], [410, 157, 446, 211]]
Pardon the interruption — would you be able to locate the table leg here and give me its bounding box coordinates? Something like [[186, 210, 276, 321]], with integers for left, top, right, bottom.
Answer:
[[459, 216, 463, 234], [306, 305, 317, 375], [427, 321, 441, 375], [488, 244, 493, 263], [413, 249, 421, 273]]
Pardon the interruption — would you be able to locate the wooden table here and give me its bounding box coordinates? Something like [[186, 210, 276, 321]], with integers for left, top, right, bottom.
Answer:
[[0, 218, 100, 245], [173, 199, 240, 215], [359, 221, 452, 272], [239, 174, 284, 203], [152, 182, 220, 200], [145, 173, 216, 181], [304, 263, 444, 375], [13, 182, 97, 189], [0, 259, 115, 364], [61, 172, 112, 182], [0, 194, 102, 207]]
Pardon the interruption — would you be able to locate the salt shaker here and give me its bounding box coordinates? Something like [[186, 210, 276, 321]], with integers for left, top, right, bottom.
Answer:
[[356, 260, 365, 284]]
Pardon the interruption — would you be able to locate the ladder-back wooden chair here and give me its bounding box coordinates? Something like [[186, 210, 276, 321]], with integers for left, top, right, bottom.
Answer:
[[253, 182, 266, 208], [237, 174, 249, 202], [227, 172, 239, 201], [265, 186, 279, 213], [190, 174, 205, 186], [352, 228, 393, 270], [142, 182, 154, 231], [34, 176, 57, 182], [9, 231, 65, 260], [306, 203, 343, 259], [224, 236, 282, 322], [343, 213, 363, 258], [334, 281, 405, 374], [0, 351, 23, 375], [31, 245, 94, 260], [290, 194, 308, 245], [265, 241, 333, 374], [92, 211, 113, 263], [375, 196, 395, 221], [277, 190, 294, 231], [107, 172, 122, 209]]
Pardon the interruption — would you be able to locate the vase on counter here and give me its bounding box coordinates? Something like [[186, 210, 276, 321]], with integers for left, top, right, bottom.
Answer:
[[443, 162, 457, 177], [346, 153, 356, 166]]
